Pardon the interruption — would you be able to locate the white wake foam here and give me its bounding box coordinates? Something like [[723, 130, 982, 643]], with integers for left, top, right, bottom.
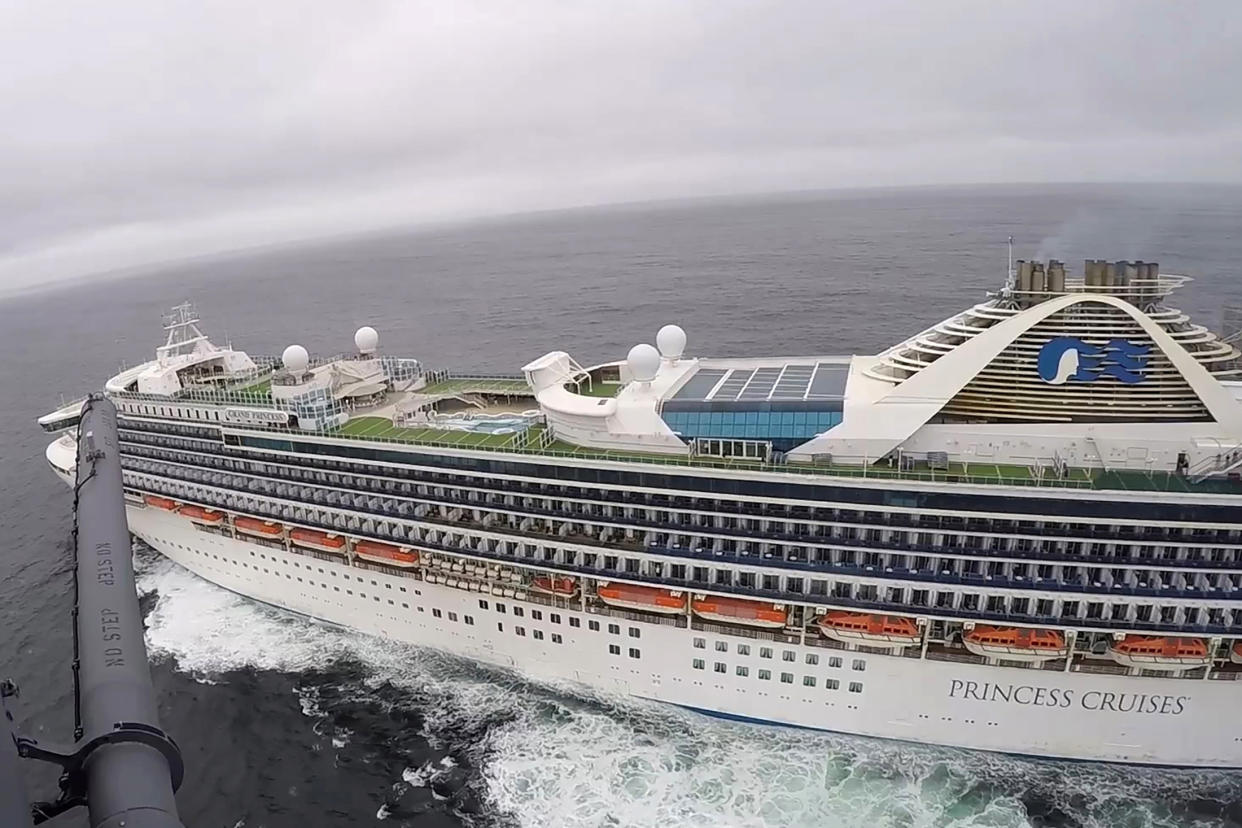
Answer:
[[136, 550, 1232, 828]]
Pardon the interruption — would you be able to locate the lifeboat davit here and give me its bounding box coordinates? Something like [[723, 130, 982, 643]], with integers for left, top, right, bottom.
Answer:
[[817, 612, 921, 648], [596, 583, 685, 615], [234, 516, 283, 538], [290, 528, 346, 554], [964, 626, 1067, 663], [144, 495, 178, 512], [354, 540, 417, 567], [692, 596, 786, 629], [1108, 636, 1211, 672], [531, 576, 579, 597], [179, 504, 223, 524]]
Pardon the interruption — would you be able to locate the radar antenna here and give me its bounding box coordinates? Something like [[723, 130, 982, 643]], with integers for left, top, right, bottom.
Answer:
[[157, 301, 208, 363], [1006, 236, 1014, 291]]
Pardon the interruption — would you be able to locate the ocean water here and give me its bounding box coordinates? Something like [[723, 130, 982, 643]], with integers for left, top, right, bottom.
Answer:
[[2, 184, 1242, 827]]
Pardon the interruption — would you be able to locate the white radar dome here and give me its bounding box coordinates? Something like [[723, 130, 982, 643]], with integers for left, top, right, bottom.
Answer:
[[354, 325, 379, 355], [282, 344, 309, 376], [627, 343, 661, 383], [656, 324, 686, 360]]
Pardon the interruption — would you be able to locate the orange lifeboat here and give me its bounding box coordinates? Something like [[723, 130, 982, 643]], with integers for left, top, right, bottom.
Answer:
[[964, 626, 1067, 663], [596, 583, 685, 615], [1231, 641, 1242, 666], [290, 528, 346, 554], [1108, 636, 1211, 672], [818, 612, 921, 648], [531, 576, 579, 597], [179, 504, 223, 524], [234, 516, 283, 538], [144, 495, 178, 511], [354, 540, 418, 567], [692, 596, 786, 629]]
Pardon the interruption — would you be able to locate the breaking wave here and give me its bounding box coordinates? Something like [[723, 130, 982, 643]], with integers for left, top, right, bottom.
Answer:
[[135, 548, 1241, 827]]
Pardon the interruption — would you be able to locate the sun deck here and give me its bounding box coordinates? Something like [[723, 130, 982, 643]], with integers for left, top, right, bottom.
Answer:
[[321, 412, 1242, 496]]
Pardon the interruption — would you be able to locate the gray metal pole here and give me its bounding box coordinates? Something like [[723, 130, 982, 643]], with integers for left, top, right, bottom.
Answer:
[[74, 396, 183, 828], [0, 682, 34, 828]]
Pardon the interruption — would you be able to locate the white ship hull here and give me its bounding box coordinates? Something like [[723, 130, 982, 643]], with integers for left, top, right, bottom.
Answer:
[[129, 506, 1242, 768]]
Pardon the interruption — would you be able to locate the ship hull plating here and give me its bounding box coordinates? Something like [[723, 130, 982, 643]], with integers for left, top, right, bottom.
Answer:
[[130, 506, 1242, 768]]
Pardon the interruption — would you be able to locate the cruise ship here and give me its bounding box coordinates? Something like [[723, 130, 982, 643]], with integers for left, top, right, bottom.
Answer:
[[38, 258, 1242, 767]]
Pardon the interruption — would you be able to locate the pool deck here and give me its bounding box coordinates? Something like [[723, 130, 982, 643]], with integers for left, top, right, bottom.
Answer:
[[338, 416, 523, 448], [420, 377, 531, 397]]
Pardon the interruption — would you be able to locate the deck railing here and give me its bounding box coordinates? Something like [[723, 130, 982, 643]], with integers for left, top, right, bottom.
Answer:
[[93, 370, 1242, 496]]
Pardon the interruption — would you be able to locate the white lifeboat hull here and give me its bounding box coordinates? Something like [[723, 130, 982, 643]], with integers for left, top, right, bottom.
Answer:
[[597, 595, 684, 616], [292, 538, 346, 554], [693, 609, 785, 630], [819, 626, 920, 649], [356, 551, 417, 568], [964, 640, 1066, 663], [1108, 650, 1211, 672], [235, 525, 282, 539]]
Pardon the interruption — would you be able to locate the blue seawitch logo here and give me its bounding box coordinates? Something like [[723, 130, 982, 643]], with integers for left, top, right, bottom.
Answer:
[[1036, 338, 1150, 385]]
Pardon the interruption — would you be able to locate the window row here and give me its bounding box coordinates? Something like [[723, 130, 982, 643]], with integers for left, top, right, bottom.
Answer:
[[689, 660, 862, 692]]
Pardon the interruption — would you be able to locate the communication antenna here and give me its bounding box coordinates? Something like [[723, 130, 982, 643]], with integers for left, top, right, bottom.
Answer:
[[1007, 236, 1014, 289]]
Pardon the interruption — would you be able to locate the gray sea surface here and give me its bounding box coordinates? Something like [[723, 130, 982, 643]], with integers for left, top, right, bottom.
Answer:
[[2, 183, 1241, 826]]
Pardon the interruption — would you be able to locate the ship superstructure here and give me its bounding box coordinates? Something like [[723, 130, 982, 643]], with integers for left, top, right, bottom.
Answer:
[[39, 261, 1242, 767]]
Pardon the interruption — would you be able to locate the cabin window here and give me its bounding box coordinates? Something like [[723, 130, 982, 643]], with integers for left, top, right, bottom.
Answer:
[[693, 638, 706, 649], [570, 618, 581, 628], [448, 612, 458, 622], [715, 641, 728, 652], [588, 620, 600, 632], [516, 627, 526, 637], [531, 610, 542, 621], [628, 648, 640, 659], [780, 673, 793, 684], [432, 609, 442, 618], [629, 627, 640, 638], [497, 604, 506, 614], [760, 647, 773, 659], [828, 657, 842, 668], [758, 670, 772, 681], [551, 613, 561, 624], [737, 644, 751, 656], [803, 676, 816, 687], [848, 682, 863, 693], [608, 623, 620, 635], [465, 616, 474, 626], [533, 630, 544, 641], [805, 653, 819, 666], [479, 599, 489, 609], [693, 659, 705, 670], [514, 607, 524, 618], [852, 659, 866, 672], [782, 650, 795, 662], [825, 679, 840, 691], [552, 634, 562, 644], [714, 662, 726, 674], [609, 644, 620, 655]]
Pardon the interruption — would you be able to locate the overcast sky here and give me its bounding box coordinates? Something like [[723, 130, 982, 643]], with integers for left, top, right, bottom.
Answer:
[[3, 0, 1240, 292]]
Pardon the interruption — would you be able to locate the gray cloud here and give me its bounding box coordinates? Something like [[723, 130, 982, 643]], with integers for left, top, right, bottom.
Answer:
[[3, 0, 1241, 292]]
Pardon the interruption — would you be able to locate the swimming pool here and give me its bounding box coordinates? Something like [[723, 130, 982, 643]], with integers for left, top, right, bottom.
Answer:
[[430, 413, 537, 434]]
